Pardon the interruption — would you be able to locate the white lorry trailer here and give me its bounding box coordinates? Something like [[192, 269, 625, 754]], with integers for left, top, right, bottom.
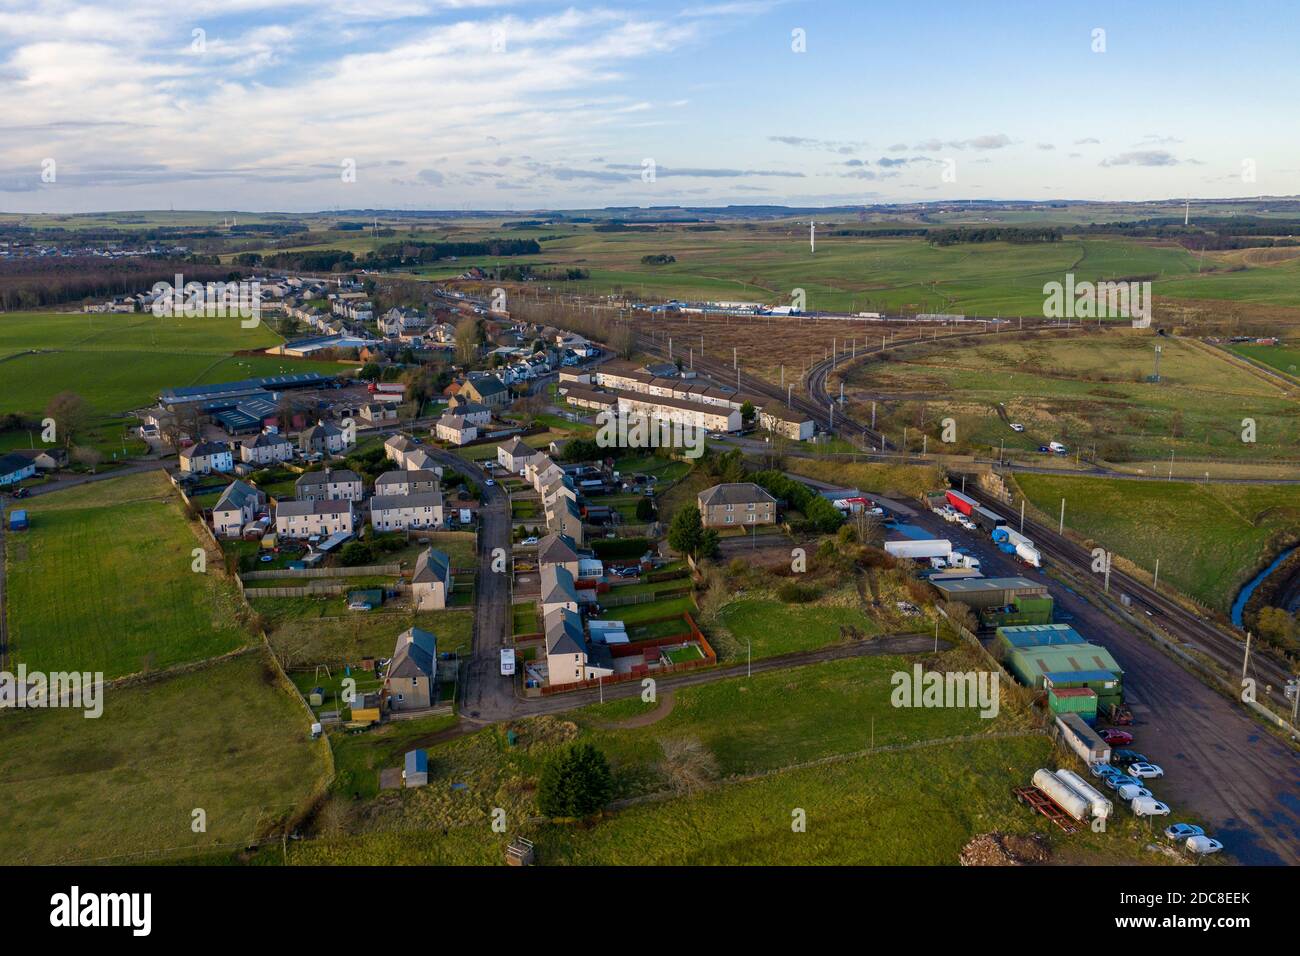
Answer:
[[885, 539, 952, 561]]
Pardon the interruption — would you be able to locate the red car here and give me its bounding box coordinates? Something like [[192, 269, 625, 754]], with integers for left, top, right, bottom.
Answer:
[[1099, 728, 1134, 746]]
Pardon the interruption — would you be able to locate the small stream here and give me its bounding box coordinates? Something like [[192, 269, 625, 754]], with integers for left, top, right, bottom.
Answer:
[[1231, 545, 1298, 627]]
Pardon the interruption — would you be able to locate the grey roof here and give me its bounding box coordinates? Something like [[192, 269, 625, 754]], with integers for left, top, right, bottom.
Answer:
[[540, 563, 578, 605], [544, 607, 586, 656], [931, 577, 1046, 594], [389, 627, 437, 680], [412, 547, 452, 586], [374, 468, 441, 489], [385, 434, 417, 452], [537, 532, 580, 565], [438, 413, 473, 430], [214, 479, 262, 513], [276, 499, 353, 517], [371, 492, 444, 512], [466, 374, 508, 398], [295, 468, 361, 489], [499, 436, 536, 458], [0, 452, 33, 476], [697, 482, 777, 507], [179, 440, 229, 460], [245, 431, 291, 448]]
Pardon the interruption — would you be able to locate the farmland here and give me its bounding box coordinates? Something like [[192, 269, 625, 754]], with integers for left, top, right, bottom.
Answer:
[[0, 310, 343, 429], [837, 329, 1300, 462], [5, 470, 255, 679], [0, 652, 330, 865], [1014, 473, 1300, 611]]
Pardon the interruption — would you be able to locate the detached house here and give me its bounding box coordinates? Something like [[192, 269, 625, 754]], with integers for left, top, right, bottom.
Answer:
[[241, 430, 294, 465], [447, 397, 492, 427], [299, 421, 350, 455], [212, 480, 266, 538], [411, 547, 453, 610], [295, 468, 364, 502], [275, 499, 355, 538], [697, 482, 778, 528], [178, 441, 233, 475], [460, 374, 510, 409], [385, 627, 437, 712]]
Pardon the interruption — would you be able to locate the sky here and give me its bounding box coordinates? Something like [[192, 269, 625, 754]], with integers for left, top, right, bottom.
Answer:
[[1, 0, 1298, 213]]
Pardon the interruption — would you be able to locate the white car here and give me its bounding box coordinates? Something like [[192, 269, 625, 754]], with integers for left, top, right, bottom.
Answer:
[[484, 478, 495, 487], [519, 536, 538, 545], [1009, 423, 1025, 432], [1127, 762, 1164, 779], [931, 506, 947, 517], [1131, 796, 1171, 817], [1117, 783, 1152, 802], [1184, 835, 1224, 856], [958, 517, 976, 531]]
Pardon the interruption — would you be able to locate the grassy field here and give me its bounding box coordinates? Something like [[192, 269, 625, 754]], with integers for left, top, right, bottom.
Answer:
[[784, 458, 944, 501], [842, 330, 1300, 461], [1014, 473, 1300, 611], [5, 470, 255, 678], [0, 652, 330, 864], [262, 599, 474, 667], [0, 311, 345, 423], [1231, 342, 1300, 378], [714, 598, 880, 660]]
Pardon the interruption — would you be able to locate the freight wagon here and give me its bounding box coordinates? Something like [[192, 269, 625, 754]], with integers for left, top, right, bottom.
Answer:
[[972, 506, 1006, 533]]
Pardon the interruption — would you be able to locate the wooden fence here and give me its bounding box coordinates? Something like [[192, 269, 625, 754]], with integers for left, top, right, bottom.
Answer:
[[241, 563, 401, 581]]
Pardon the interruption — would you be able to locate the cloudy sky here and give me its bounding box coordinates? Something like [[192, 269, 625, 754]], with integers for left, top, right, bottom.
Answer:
[[2, 0, 1298, 212]]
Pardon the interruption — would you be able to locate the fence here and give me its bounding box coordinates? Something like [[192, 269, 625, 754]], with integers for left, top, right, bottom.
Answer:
[[241, 563, 401, 581], [601, 585, 693, 608], [540, 612, 716, 695], [244, 583, 354, 599]]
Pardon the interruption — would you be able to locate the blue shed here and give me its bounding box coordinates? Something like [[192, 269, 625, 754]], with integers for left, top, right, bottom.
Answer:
[[403, 749, 428, 788], [9, 510, 28, 531]]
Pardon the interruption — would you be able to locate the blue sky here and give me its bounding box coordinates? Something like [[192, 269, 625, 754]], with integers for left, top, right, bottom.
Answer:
[[0, 0, 1296, 212]]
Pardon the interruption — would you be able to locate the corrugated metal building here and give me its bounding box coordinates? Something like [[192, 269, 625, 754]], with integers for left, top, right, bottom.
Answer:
[[995, 623, 1086, 657], [931, 576, 1048, 611]]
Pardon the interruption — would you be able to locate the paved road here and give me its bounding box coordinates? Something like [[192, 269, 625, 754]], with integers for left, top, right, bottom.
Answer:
[[900, 503, 1300, 865]]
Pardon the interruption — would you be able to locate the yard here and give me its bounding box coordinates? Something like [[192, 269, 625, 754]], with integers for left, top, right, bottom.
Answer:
[[5, 470, 255, 679], [715, 597, 879, 660], [0, 652, 331, 865]]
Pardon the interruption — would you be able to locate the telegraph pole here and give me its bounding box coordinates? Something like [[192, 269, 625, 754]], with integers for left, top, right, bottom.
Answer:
[[1059, 498, 1065, 535]]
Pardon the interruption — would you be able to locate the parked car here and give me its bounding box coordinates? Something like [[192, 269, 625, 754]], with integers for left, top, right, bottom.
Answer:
[[1113, 749, 1148, 766], [957, 517, 976, 530], [1088, 762, 1116, 779], [1131, 797, 1171, 817], [1009, 423, 1025, 432], [1099, 728, 1134, 746], [520, 536, 539, 546], [1037, 445, 1050, 453], [1104, 773, 1142, 792], [1163, 823, 1205, 843], [1117, 783, 1153, 801], [1184, 835, 1224, 856], [1127, 762, 1164, 779], [484, 479, 495, 487]]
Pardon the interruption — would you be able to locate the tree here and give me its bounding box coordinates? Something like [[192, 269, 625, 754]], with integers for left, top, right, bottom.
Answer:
[[635, 495, 656, 521], [739, 400, 756, 426], [339, 542, 375, 566], [667, 505, 719, 560], [71, 445, 103, 473], [44, 391, 88, 448], [536, 743, 613, 819], [454, 317, 482, 365]]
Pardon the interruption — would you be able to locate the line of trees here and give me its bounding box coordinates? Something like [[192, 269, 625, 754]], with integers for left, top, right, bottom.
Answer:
[[0, 256, 235, 310]]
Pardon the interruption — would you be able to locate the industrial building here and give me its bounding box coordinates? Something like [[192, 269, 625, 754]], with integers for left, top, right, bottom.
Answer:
[[930, 576, 1048, 610], [1004, 641, 1124, 708]]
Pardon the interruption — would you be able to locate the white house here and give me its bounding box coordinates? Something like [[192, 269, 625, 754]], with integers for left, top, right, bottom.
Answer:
[[241, 431, 295, 465], [411, 547, 453, 610], [179, 441, 233, 475], [212, 480, 266, 538], [374, 468, 441, 497], [539, 563, 581, 618], [435, 413, 478, 446], [497, 436, 539, 474], [295, 468, 364, 502], [370, 492, 445, 531], [544, 607, 613, 687], [274, 499, 355, 538]]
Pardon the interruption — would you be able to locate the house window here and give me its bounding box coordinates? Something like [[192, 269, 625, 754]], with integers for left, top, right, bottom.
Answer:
[[725, 515, 733, 524]]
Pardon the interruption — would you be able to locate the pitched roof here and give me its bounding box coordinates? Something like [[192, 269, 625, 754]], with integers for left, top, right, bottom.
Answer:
[[412, 548, 452, 586], [544, 607, 586, 656], [385, 434, 416, 452], [465, 374, 508, 398], [245, 431, 291, 448], [214, 479, 262, 513], [697, 482, 777, 507], [179, 440, 229, 460], [537, 532, 580, 565], [374, 468, 441, 488], [500, 436, 536, 459], [276, 499, 353, 517], [295, 468, 361, 488], [540, 563, 578, 605], [371, 491, 444, 512], [389, 627, 437, 680]]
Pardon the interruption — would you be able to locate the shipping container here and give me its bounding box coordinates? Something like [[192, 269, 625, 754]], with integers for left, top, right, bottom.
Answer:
[[1049, 686, 1098, 720]]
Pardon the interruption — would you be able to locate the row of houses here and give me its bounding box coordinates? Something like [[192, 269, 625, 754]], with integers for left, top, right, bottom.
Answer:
[[509, 439, 586, 545], [534, 533, 614, 687], [559, 359, 815, 440], [179, 421, 355, 474]]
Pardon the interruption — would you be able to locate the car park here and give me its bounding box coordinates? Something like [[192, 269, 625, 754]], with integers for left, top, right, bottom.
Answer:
[[1131, 797, 1171, 817], [1184, 835, 1224, 856], [1163, 823, 1205, 843], [1117, 783, 1153, 801], [1127, 762, 1164, 779]]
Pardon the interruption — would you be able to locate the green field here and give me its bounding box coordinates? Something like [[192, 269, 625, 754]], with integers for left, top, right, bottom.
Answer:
[[0, 311, 345, 424], [1015, 473, 1300, 611], [846, 331, 1300, 461], [0, 652, 330, 864], [262, 599, 474, 667], [1231, 342, 1300, 378], [5, 470, 255, 678], [716, 598, 879, 659]]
